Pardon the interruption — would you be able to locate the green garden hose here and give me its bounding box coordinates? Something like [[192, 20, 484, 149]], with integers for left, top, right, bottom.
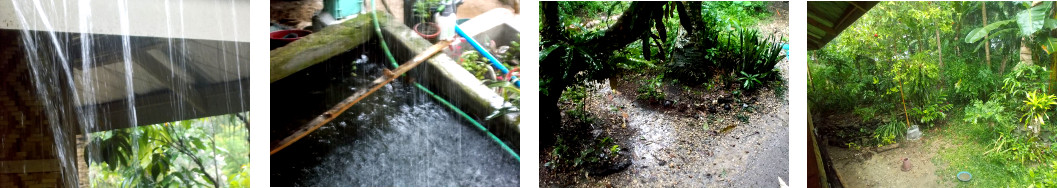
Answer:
[[370, 0, 520, 161]]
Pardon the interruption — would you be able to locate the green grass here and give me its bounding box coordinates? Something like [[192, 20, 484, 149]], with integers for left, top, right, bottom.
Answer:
[[934, 126, 1013, 187], [931, 116, 1051, 187]]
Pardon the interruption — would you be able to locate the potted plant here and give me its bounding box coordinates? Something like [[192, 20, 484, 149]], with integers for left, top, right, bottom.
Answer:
[[412, 0, 441, 41]]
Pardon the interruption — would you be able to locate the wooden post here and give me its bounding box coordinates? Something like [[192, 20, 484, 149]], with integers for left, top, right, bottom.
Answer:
[[899, 77, 912, 129]]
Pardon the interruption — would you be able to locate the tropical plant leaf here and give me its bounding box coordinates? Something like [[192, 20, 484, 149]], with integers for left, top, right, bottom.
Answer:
[[965, 19, 1016, 43], [1043, 37, 1057, 55], [1016, 2, 1051, 36], [1046, 19, 1057, 30]]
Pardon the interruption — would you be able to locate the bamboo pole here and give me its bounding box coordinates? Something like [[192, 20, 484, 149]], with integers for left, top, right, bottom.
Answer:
[[899, 78, 911, 129], [271, 39, 453, 155]]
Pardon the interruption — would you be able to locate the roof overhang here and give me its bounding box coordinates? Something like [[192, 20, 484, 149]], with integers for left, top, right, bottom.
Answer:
[[807, 1, 879, 50]]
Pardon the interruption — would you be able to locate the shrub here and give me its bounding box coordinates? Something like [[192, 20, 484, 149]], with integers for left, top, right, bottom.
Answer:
[[460, 51, 491, 80], [1019, 90, 1056, 133], [853, 107, 877, 122], [637, 74, 666, 101], [561, 85, 594, 124], [963, 99, 1008, 126], [731, 28, 784, 78], [738, 71, 763, 90], [873, 121, 905, 147], [910, 94, 952, 128], [668, 27, 783, 85]]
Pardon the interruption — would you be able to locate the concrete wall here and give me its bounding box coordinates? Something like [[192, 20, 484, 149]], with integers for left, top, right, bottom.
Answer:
[[380, 19, 520, 150], [0, 0, 249, 42]]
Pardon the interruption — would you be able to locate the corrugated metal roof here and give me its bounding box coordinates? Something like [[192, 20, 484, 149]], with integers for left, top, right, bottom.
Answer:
[[807, 1, 878, 50]]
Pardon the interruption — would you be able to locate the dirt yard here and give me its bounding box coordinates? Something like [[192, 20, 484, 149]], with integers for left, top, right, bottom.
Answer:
[[826, 134, 957, 187], [540, 4, 790, 184]]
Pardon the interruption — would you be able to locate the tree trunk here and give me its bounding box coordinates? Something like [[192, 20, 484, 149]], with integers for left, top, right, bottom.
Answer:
[[675, 2, 703, 33], [642, 34, 652, 60], [936, 29, 943, 68], [540, 2, 666, 146], [937, 28, 945, 88], [984, 2, 991, 69], [540, 2, 565, 43], [1021, 38, 1033, 65], [1051, 2, 1057, 94]]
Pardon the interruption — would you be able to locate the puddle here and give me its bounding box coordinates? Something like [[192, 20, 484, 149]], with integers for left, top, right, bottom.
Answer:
[[270, 46, 519, 186]]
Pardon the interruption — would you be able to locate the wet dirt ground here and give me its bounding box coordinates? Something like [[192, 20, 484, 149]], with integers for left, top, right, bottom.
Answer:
[[543, 63, 789, 187], [540, 2, 789, 187]]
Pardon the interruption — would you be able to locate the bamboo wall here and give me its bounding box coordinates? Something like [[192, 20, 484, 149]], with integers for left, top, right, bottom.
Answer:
[[0, 30, 63, 188]]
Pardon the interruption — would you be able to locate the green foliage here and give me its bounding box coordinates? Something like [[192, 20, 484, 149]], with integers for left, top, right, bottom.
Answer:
[[549, 136, 621, 169], [502, 39, 520, 64], [997, 63, 1048, 102], [1020, 90, 1056, 129], [1023, 161, 1057, 187], [485, 79, 521, 124], [813, 2, 1057, 185], [988, 132, 1050, 164], [736, 113, 750, 123], [963, 99, 1008, 126], [873, 121, 906, 147], [852, 107, 878, 122], [910, 94, 952, 127], [413, 0, 442, 20], [738, 71, 763, 90], [669, 28, 784, 84], [612, 52, 656, 71], [701, 1, 771, 30], [1014, 2, 1053, 37], [555, 1, 630, 35], [87, 113, 249, 188], [561, 85, 594, 124], [637, 74, 666, 101], [945, 59, 996, 104], [731, 29, 785, 78], [965, 20, 1016, 43], [459, 51, 490, 80], [891, 52, 941, 103]]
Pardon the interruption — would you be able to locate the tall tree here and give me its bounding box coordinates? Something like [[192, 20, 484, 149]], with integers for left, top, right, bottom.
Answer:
[[984, 2, 992, 68], [540, 2, 668, 145]]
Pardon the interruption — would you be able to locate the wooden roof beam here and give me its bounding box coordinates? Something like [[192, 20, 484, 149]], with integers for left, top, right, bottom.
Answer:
[[139, 48, 208, 115]]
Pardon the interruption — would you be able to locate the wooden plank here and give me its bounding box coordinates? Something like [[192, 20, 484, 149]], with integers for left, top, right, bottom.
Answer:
[[83, 78, 249, 133], [271, 39, 453, 155], [0, 159, 59, 173], [138, 48, 208, 113]]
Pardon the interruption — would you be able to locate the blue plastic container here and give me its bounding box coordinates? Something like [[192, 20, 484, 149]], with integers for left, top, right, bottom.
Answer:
[[325, 0, 363, 19], [957, 171, 972, 182]]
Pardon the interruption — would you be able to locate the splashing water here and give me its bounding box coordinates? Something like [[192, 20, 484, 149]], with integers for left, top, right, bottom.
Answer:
[[9, 0, 249, 187], [270, 46, 519, 186]]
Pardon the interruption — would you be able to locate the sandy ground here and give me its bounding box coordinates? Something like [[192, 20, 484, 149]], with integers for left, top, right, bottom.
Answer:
[[827, 135, 957, 187]]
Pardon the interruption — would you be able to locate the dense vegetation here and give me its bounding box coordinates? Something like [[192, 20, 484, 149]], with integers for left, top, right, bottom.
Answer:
[[809, 2, 1057, 186], [85, 113, 250, 187], [540, 1, 784, 177]]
